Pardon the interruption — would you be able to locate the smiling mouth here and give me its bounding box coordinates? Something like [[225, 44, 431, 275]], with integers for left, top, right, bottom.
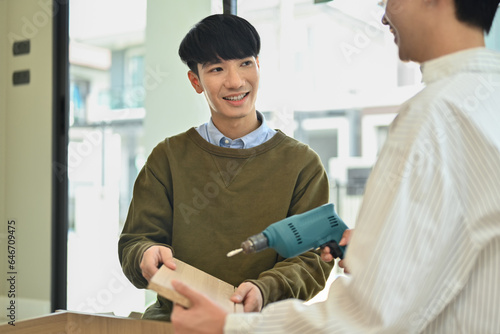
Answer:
[[223, 92, 249, 101], [387, 26, 397, 42]]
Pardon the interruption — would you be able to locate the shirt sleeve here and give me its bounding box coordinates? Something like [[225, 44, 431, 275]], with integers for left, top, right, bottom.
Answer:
[[118, 142, 174, 289], [222, 105, 488, 333]]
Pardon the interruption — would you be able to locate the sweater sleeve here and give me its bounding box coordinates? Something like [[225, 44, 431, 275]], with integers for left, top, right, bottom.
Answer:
[[118, 142, 174, 289], [247, 150, 335, 306]]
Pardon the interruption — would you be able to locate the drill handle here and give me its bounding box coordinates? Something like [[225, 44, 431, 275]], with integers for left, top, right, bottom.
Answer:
[[323, 241, 344, 259]]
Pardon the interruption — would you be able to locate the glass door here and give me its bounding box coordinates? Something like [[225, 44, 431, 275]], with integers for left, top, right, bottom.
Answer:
[[67, 0, 148, 316]]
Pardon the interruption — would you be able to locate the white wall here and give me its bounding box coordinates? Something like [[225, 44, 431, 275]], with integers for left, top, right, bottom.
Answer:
[[143, 0, 212, 154], [0, 0, 53, 322]]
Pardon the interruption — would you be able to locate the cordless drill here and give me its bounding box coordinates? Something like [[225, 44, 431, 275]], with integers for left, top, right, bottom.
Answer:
[[227, 203, 348, 259]]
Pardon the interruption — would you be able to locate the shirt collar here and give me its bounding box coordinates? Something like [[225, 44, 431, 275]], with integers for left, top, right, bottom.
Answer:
[[206, 111, 276, 149], [421, 47, 500, 84]]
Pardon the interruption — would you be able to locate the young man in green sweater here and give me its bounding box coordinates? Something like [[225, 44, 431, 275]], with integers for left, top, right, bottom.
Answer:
[[118, 14, 334, 322]]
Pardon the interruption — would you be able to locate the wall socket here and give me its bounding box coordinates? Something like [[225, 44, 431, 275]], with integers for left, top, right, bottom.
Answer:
[[13, 70, 30, 85], [13, 40, 30, 56]]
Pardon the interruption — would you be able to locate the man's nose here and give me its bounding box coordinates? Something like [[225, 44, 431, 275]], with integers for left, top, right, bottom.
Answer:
[[225, 68, 244, 88]]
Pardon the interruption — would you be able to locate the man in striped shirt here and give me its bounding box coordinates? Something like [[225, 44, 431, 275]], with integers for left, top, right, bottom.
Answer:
[[171, 0, 500, 333]]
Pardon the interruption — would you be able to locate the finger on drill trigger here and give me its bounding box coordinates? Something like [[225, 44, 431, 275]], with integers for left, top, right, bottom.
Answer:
[[339, 229, 353, 246], [339, 237, 347, 246]]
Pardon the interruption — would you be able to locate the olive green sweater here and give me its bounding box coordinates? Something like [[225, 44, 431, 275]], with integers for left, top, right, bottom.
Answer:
[[118, 128, 333, 321]]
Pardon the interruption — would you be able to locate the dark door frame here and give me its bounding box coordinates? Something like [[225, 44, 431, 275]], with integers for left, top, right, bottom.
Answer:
[[51, 0, 69, 312], [223, 0, 237, 15]]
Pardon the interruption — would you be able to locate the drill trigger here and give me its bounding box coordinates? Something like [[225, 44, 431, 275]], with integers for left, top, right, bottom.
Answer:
[[323, 241, 344, 259]]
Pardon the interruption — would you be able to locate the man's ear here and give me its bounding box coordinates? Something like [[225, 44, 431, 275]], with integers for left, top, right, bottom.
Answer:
[[187, 71, 203, 94], [256, 56, 260, 69]]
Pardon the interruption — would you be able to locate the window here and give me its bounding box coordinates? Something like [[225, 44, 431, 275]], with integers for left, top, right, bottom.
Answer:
[[485, 5, 500, 51], [239, 0, 423, 221]]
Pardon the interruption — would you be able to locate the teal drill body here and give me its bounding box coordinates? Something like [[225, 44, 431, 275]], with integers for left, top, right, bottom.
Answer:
[[233, 203, 348, 259], [263, 203, 348, 258]]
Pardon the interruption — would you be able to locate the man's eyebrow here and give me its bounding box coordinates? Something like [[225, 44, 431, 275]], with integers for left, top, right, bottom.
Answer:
[[201, 59, 222, 68]]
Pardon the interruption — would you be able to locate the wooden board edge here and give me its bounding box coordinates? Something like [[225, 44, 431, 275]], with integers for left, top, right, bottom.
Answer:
[[147, 280, 191, 308]]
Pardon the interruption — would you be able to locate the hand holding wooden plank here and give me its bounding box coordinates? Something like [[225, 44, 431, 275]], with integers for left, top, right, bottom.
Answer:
[[147, 258, 244, 313]]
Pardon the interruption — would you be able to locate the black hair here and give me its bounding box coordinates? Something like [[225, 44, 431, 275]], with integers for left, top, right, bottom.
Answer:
[[178, 14, 261, 76], [454, 0, 499, 33]]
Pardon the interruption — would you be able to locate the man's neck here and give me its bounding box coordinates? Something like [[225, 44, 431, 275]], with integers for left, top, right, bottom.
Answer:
[[426, 26, 485, 62], [212, 112, 261, 140], [418, 7, 486, 63]]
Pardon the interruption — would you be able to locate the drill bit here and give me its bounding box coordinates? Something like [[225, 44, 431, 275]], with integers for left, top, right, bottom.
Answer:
[[227, 248, 243, 257]]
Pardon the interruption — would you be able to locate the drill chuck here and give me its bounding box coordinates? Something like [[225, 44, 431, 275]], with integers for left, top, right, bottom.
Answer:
[[241, 233, 269, 254]]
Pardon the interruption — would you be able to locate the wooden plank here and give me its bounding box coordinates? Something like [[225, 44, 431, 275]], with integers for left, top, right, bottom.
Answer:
[[0, 311, 173, 334], [66, 311, 173, 333], [234, 302, 245, 313], [0, 312, 69, 334], [148, 258, 242, 314]]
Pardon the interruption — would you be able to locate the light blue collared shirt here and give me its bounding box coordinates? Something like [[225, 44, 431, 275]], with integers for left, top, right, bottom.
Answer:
[[196, 111, 277, 149]]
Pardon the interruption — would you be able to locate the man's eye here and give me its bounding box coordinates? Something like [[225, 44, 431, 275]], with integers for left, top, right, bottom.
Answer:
[[242, 61, 252, 67], [210, 67, 223, 72]]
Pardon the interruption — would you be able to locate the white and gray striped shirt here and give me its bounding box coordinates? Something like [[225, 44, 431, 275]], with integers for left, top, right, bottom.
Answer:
[[225, 48, 500, 333]]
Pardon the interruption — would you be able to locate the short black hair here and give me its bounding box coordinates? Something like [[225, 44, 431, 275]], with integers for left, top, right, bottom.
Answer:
[[454, 0, 499, 33], [178, 14, 261, 76]]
